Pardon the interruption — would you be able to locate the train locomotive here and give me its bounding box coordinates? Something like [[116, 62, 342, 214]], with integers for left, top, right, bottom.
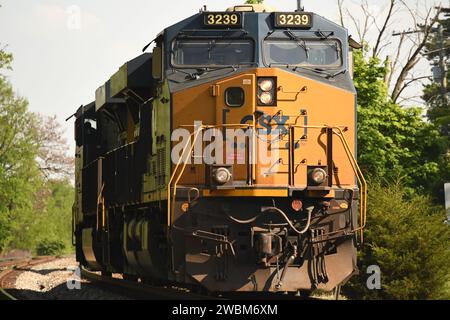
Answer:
[[73, 3, 367, 295]]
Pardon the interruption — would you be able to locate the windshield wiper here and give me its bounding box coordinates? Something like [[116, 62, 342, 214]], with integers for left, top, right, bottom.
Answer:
[[293, 66, 347, 79], [316, 30, 334, 40], [270, 63, 324, 75], [192, 65, 239, 78], [270, 64, 346, 79], [171, 68, 207, 80], [327, 69, 347, 78], [172, 65, 240, 81], [286, 30, 309, 59], [206, 62, 258, 71]]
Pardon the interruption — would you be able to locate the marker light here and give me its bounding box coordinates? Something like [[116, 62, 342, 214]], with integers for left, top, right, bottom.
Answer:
[[291, 200, 303, 212]]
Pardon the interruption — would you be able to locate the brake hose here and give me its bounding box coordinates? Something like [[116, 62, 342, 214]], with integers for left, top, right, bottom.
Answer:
[[227, 206, 313, 235]]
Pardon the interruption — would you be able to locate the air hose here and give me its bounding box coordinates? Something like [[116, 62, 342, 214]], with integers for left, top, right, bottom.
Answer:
[[227, 206, 313, 235]]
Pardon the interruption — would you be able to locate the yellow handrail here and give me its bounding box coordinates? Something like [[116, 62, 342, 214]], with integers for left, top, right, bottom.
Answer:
[[332, 127, 367, 243], [167, 128, 204, 226], [289, 124, 367, 242], [96, 183, 105, 231]]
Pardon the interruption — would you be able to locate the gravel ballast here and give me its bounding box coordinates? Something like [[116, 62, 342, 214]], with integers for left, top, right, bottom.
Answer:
[[13, 256, 129, 300]]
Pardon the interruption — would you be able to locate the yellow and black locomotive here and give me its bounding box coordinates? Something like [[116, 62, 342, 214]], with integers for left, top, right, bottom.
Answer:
[[73, 3, 366, 295]]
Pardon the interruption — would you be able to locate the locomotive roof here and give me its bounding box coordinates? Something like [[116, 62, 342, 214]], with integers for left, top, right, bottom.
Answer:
[[225, 4, 277, 12]]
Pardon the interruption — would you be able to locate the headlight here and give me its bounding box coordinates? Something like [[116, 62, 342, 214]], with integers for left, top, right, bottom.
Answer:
[[258, 79, 274, 92], [310, 168, 327, 185], [259, 92, 274, 105], [213, 167, 232, 185], [257, 77, 276, 106]]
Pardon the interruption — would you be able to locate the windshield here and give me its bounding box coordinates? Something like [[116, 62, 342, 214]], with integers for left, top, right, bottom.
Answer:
[[172, 39, 254, 67], [264, 39, 342, 68]]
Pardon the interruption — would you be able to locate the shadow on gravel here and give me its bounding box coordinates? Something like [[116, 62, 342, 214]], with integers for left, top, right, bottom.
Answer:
[[14, 268, 69, 276], [7, 282, 130, 300]]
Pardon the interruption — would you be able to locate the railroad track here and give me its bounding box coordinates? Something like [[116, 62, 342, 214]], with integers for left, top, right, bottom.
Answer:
[[1, 256, 328, 300], [80, 268, 218, 300], [81, 268, 325, 300], [0, 256, 57, 300]]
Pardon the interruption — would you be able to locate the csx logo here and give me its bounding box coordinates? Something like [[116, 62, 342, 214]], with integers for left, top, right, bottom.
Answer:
[[238, 111, 308, 137], [240, 114, 290, 135]]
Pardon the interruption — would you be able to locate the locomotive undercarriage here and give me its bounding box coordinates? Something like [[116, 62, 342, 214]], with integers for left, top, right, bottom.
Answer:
[[175, 192, 358, 292], [76, 189, 358, 293]]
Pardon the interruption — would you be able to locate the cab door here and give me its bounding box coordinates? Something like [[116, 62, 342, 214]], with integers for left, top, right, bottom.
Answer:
[[213, 73, 256, 183]]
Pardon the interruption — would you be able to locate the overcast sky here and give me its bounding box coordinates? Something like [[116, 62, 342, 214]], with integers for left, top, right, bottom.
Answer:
[[0, 0, 444, 153]]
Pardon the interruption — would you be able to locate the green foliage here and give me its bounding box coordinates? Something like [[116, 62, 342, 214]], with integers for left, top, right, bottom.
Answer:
[[343, 182, 450, 300], [5, 180, 74, 255], [422, 14, 450, 140], [423, 83, 450, 127], [0, 48, 74, 255], [348, 48, 450, 300], [0, 50, 12, 71], [0, 48, 42, 251], [245, 0, 264, 4], [353, 50, 449, 200], [36, 238, 65, 256]]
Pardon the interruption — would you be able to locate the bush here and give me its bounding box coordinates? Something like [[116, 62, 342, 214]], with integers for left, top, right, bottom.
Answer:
[[35, 238, 65, 256], [343, 181, 450, 300]]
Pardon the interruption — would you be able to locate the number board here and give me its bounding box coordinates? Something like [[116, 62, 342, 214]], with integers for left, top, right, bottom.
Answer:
[[274, 12, 313, 28], [203, 12, 243, 28]]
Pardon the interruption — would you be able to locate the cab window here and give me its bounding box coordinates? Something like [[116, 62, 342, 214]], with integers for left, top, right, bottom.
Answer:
[[264, 39, 342, 68], [172, 39, 254, 67]]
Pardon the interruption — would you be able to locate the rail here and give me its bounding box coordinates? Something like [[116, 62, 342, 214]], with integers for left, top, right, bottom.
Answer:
[[80, 268, 217, 300], [0, 256, 57, 300], [80, 267, 324, 300], [167, 123, 367, 243]]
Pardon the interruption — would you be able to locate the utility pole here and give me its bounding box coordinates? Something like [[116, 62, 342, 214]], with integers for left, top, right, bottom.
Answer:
[[437, 24, 448, 96], [392, 7, 449, 103], [445, 183, 450, 224]]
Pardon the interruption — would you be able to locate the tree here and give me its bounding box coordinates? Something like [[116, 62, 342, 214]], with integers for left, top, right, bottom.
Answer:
[[422, 9, 450, 138], [343, 182, 450, 300], [337, 0, 441, 104], [0, 46, 75, 254], [245, 0, 264, 4], [0, 47, 42, 251], [354, 50, 448, 200], [36, 114, 74, 181]]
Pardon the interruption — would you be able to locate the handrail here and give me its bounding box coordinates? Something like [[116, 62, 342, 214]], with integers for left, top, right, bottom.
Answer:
[[167, 123, 367, 242], [289, 124, 367, 242], [288, 124, 367, 242], [332, 127, 367, 243], [96, 183, 105, 231], [167, 128, 204, 226]]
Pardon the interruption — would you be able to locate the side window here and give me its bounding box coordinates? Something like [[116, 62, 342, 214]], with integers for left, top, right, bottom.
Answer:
[[75, 117, 97, 147], [84, 118, 97, 142]]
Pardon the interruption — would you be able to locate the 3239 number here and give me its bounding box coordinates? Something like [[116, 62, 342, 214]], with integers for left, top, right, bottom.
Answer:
[[204, 13, 241, 27], [275, 13, 312, 28]]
